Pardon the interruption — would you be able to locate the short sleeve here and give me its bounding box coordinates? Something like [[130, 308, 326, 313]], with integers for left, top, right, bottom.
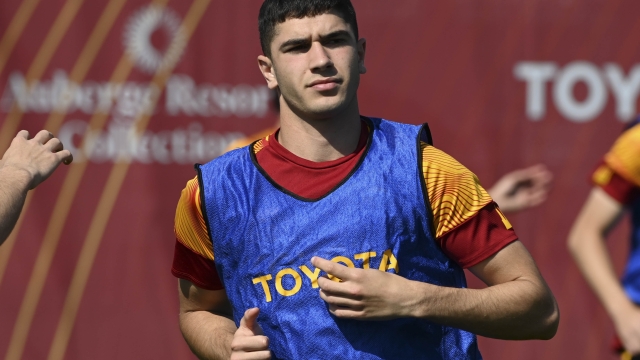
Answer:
[[604, 123, 640, 188], [421, 143, 493, 238], [171, 177, 223, 290], [592, 123, 640, 205], [421, 143, 518, 267]]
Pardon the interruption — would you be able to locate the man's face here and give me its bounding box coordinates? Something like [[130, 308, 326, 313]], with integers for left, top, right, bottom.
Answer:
[[260, 12, 366, 119]]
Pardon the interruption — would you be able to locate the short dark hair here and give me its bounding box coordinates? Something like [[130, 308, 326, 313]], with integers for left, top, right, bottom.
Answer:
[[258, 0, 359, 57]]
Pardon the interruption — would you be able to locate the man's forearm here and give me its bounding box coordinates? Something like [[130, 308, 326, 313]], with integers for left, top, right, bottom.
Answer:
[[406, 278, 558, 340], [569, 229, 632, 319], [179, 310, 236, 360], [0, 166, 32, 245]]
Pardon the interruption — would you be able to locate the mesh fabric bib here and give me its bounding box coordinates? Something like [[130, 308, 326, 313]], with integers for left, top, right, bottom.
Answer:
[[197, 118, 481, 359]]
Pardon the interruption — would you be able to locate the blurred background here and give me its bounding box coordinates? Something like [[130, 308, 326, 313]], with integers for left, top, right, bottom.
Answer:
[[0, 0, 637, 358]]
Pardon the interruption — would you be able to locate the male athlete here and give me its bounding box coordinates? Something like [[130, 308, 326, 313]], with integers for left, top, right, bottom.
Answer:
[[172, 1, 559, 359], [569, 117, 640, 359], [0, 130, 72, 245]]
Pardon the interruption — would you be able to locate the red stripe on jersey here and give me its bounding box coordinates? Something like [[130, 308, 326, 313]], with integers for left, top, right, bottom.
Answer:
[[592, 160, 640, 205], [436, 202, 518, 268], [171, 240, 223, 290]]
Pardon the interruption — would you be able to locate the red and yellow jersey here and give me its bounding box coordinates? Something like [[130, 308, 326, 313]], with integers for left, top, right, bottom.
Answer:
[[592, 122, 640, 204], [421, 143, 516, 267], [172, 128, 517, 290]]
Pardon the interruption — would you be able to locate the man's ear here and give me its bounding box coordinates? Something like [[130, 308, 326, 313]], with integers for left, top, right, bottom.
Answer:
[[357, 38, 367, 74], [258, 55, 279, 90]]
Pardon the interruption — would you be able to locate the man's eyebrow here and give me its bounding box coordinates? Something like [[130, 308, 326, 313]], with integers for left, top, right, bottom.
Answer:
[[279, 37, 310, 51], [278, 30, 353, 51], [319, 30, 352, 41]]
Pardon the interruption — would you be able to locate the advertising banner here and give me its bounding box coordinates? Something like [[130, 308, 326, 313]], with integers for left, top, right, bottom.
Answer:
[[0, 1, 637, 359]]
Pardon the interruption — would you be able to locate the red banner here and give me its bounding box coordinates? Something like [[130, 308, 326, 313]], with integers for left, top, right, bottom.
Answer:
[[0, 0, 637, 359]]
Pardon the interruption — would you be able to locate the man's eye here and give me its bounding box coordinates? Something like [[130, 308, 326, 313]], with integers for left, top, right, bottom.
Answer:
[[287, 45, 307, 53], [326, 38, 346, 46]]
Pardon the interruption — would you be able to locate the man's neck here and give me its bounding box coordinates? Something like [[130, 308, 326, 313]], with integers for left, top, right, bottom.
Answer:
[[277, 102, 362, 163]]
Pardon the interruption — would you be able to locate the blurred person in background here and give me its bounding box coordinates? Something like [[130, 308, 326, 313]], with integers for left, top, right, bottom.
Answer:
[[569, 117, 640, 360], [0, 130, 73, 245]]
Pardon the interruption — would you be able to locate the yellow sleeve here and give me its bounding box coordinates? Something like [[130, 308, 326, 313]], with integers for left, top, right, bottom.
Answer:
[[604, 123, 640, 187], [421, 142, 493, 238], [174, 177, 214, 260]]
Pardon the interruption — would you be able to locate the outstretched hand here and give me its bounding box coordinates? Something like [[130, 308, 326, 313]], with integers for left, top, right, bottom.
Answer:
[[1, 130, 73, 189], [311, 256, 416, 320], [488, 164, 553, 214], [231, 308, 271, 360]]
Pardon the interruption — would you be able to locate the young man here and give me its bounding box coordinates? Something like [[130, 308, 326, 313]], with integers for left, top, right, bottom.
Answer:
[[569, 117, 640, 359], [173, 1, 559, 358], [0, 130, 72, 245]]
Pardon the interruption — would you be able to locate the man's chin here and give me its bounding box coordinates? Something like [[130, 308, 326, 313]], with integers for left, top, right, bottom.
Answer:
[[305, 98, 350, 118], [304, 105, 346, 120]]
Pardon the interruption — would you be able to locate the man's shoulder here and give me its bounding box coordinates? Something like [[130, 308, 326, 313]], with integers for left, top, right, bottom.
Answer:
[[420, 145, 466, 169], [367, 117, 430, 143], [369, 117, 420, 129], [604, 121, 640, 187], [200, 143, 254, 169]]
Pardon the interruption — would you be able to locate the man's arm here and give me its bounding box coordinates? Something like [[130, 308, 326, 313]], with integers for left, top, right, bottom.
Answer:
[[0, 130, 72, 245], [313, 240, 559, 340], [178, 279, 271, 360], [567, 187, 640, 353]]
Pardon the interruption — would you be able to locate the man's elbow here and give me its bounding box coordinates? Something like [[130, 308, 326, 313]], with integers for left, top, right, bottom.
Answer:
[[514, 281, 560, 340], [566, 224, 592, 258], [536, 299, 559, 340], [527, 288, 560, 340], [566, 227, 578, 254]]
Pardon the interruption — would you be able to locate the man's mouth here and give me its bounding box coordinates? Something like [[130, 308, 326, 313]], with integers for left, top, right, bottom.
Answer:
[[308, 78, 342, 91]]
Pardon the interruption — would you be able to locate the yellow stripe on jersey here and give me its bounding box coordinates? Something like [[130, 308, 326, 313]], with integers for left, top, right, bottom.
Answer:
[[496, 208, 513, 230], [421, 142, 493, 238], [605, 123, 640, 187], [592, 164, 614, 186], [253, 138, 266, 154], [174, 177, 214, 260]]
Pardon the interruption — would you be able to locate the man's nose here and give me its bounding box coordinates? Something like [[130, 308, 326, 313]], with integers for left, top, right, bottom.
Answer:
[[309, 42, 333, 71]]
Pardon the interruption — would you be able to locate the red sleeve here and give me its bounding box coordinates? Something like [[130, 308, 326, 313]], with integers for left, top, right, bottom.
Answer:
[[436, 202, 518, 268], [172, 241, 223, 290], [591, 160, 640, 205], [171, 177, 224, 290]]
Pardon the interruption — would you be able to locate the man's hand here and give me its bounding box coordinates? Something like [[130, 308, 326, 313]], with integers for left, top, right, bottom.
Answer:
[[230, 308, 271, 360], [612, 303, 640, 355], [312, 256, 414, 320], [1, 130, 73, 190], [488, 164, 553, 214]]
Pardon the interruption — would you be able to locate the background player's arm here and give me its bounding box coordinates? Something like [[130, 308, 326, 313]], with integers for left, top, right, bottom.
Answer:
[[314, 240, 559, 340], [0, 130, 72, 245], [567, 187, 640, 353], [0, 161, 33, 245], [487, 164, 553, 214], [178, 279, 271, 360]]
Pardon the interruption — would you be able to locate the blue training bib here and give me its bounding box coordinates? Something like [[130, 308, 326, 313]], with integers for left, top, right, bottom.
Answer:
[[198, 117, 481, 359]]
